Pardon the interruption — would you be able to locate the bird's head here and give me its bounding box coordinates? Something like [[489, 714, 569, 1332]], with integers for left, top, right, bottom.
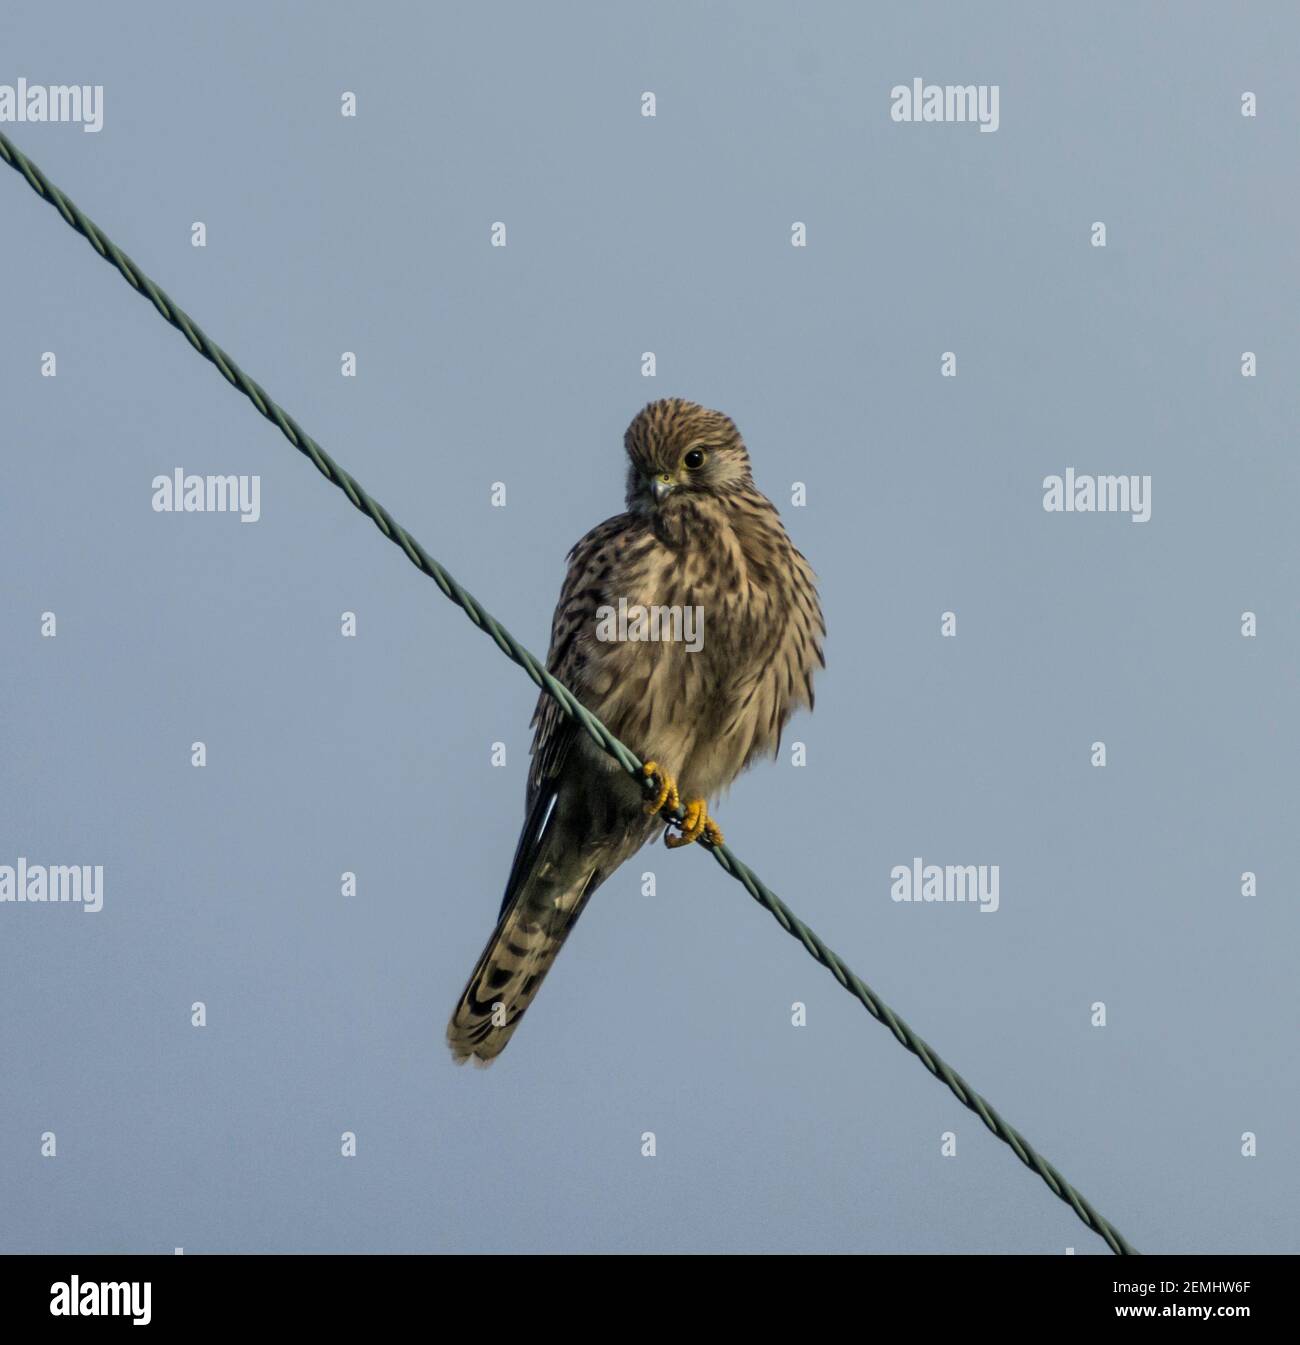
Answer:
[[623, 398, 752, 512]]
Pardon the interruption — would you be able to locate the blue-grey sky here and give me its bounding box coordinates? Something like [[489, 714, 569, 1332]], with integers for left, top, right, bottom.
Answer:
[[1, 0, 1296, 1254]]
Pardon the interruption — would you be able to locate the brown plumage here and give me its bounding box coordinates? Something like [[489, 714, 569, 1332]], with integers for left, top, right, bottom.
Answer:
[[447, 398, 825, 1063]]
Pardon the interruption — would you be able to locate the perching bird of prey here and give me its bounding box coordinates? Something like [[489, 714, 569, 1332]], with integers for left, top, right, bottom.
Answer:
[[447, 398, 825, 1063]]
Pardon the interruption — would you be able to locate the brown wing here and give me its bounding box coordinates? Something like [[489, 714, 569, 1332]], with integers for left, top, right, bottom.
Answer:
[[492, 514, 631, 919], [525, 513, 631, 805], [449, 513, 647, 1061]]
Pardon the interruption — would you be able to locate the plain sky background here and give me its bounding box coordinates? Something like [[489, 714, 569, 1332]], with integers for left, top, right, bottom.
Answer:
[[1, 1, 1296, 1255]]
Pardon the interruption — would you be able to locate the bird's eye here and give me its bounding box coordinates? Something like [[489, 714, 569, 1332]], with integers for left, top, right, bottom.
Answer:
[[683, 449, 706, 470]]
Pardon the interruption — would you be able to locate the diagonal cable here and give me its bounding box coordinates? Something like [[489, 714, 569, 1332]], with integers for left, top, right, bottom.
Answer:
[[0, 129, 1138, 1256]]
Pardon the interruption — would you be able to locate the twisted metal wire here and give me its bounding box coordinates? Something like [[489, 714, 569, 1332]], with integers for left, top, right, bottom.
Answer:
[[0, 129, 1137, 1255]]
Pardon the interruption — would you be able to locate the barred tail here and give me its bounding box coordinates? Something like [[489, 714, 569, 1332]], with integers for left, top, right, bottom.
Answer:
[[446, 865, 596, 1064]]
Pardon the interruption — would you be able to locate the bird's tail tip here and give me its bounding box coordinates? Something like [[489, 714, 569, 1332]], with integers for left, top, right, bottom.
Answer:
[[446, 1012, 511, 1067], [446, 1038, 499, 1068]]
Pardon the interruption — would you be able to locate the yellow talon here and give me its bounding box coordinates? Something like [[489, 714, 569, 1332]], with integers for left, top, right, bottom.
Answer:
[[665, 798, 702, 848], [665, 796, 722, 849], [642, 761, 680, 817], [643, 763, 723, 849]]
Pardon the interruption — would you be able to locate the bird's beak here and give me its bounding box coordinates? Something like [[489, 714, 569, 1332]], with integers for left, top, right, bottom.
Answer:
[[651, 473, 675, 504]]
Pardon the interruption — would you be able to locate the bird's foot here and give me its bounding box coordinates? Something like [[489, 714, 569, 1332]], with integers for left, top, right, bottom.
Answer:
[[641, 761, 680, 818], [665, 796, 723, 848], [642, 763, 723, 848]]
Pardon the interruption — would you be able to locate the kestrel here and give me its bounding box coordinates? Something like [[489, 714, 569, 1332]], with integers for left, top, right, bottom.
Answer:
[[447, 398, 825, 1063]]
